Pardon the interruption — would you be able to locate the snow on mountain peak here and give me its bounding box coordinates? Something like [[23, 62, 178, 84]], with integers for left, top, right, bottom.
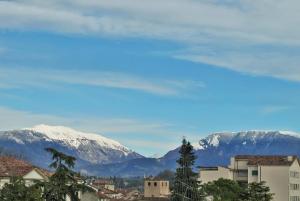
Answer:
[[24, 124, 131, 154], [202, 130, 300, 147]]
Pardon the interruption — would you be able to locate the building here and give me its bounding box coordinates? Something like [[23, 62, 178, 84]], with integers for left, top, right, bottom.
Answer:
[[0, 156, 82, 201], [198, 166, 232, 183], [0, 156, 51, 188], [93, 179, 115, 191], [199, 155, 300, 201], [144, 178, 170, 198]]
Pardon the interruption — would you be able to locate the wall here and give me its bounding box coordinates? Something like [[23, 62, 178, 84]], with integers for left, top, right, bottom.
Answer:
[[199, 167, 232, 184], [144, 180, 170, 198], [260, 166, 289, 201]]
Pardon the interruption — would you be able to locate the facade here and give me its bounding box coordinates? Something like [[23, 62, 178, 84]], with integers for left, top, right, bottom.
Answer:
[[144, 179, 170, 198], [199, 155, 300, 201], [199, 166, 232, 183]]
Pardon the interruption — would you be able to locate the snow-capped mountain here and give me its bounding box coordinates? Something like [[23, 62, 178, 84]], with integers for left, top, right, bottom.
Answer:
[[1, 128, 300, 176], [96, 130, 300, 176], [162, 130, 300, 168], [0, 124, 143, 174]]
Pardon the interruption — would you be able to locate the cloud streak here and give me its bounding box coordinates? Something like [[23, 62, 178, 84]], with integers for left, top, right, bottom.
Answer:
[[0, 106, 199, 155], [0, 67, 204, 96], [0, 1, 300, 81]]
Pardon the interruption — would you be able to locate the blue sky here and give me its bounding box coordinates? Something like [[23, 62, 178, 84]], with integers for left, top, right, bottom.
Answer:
[[0, 0, 300, 156]]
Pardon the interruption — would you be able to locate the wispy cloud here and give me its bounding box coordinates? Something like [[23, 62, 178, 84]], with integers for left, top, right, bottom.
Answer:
[[0, 106, 169, 135], [1, 1, 300, 82], [0, 106, 199, 154], [261, 105, 290, 115], [0, 67, 204, 96]]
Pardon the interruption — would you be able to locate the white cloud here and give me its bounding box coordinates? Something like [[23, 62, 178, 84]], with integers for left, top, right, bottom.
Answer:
[[0, 67, 204, 96], [261, 105, 290, 115], [0, 0, 300, 81], [0, 106, 199, 144]]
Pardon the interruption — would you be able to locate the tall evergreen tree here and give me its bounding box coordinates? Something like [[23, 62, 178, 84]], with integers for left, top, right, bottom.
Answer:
[[41, 148, 87, 201], [172, 138, 203, 201]]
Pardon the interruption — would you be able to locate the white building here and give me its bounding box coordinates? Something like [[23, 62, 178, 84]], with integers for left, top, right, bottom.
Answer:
[[199, 155, 300, 201]]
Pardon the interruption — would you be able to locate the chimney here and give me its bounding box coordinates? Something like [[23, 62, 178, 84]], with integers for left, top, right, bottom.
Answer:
[[287, 156, 294, 162]]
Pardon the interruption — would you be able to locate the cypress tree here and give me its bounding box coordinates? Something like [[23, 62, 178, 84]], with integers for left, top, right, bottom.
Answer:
[[172, 138, 203, 201]]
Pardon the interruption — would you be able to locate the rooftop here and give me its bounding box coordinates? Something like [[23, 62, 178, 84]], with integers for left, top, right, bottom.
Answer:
[[235, 155, 298, 166], [0, 156, 51, 178]]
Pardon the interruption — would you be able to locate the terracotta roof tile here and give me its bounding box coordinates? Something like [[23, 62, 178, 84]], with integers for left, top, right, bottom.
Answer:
[[0, 156, 34, 177]]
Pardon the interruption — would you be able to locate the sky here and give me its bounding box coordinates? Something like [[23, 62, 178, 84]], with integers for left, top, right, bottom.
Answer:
[[0, 0, 300, 156]]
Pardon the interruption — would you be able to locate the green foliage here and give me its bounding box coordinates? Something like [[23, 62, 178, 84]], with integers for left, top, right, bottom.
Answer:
[[0, 177, 43, 201], [172, 138, 204, 201], [203, 178, 243, 201], [0, 148, 89, 201], [41, 148, 87, 201], [239, 181, 274, 201], [203, 179, 273, 201]]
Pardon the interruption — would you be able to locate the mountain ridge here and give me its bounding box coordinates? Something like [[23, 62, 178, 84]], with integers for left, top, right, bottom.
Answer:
[[1, 126, 300, 177]]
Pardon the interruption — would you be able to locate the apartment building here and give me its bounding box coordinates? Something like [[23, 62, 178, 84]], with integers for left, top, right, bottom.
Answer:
[[199, 155, 300, 201]]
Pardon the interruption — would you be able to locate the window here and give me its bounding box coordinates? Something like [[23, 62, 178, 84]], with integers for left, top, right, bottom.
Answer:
[[290, 171, 300, 178], [290, 183, 300, 190], [290, 196, 300, 201], [148, 182, 151, 186], [154, 182, 157, 187], [252, 170, 258, 176], [237, 170, 248, 177]]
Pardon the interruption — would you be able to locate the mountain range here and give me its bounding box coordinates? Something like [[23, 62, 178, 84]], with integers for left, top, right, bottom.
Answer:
[[1, 125, 300, 177]]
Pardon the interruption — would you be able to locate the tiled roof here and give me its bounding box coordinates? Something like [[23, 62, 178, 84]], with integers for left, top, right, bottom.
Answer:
[[0, 156, 34, 177], [0, 156, 52, 178], [235, 155, 298, 166]]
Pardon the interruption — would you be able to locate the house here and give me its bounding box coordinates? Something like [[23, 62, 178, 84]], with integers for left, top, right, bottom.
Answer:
[[144, 178, 170, 198], [199, 155, 300, 201], [0, 156, 51, 188], [0, 156, 82, 201]]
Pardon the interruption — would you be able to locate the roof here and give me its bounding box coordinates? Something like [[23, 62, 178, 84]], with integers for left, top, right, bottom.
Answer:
[[0, 156, 52, 178], [199, 166, 229, 170], [235, 155, 298, 166], [93, 179, 114, 185], [144, 176, 169, 181]]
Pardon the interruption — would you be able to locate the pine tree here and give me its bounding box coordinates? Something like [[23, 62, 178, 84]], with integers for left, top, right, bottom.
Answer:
[[41, 148, 87, 201], [172, 138, 203, 201]]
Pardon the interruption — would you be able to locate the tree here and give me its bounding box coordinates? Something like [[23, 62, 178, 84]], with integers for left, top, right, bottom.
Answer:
[[172, 138, 203, 201], [239, 182, 274, 201], [0, 177, 43, 201], [203, 178, 243, 201], [41, 148, 86, 201]]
